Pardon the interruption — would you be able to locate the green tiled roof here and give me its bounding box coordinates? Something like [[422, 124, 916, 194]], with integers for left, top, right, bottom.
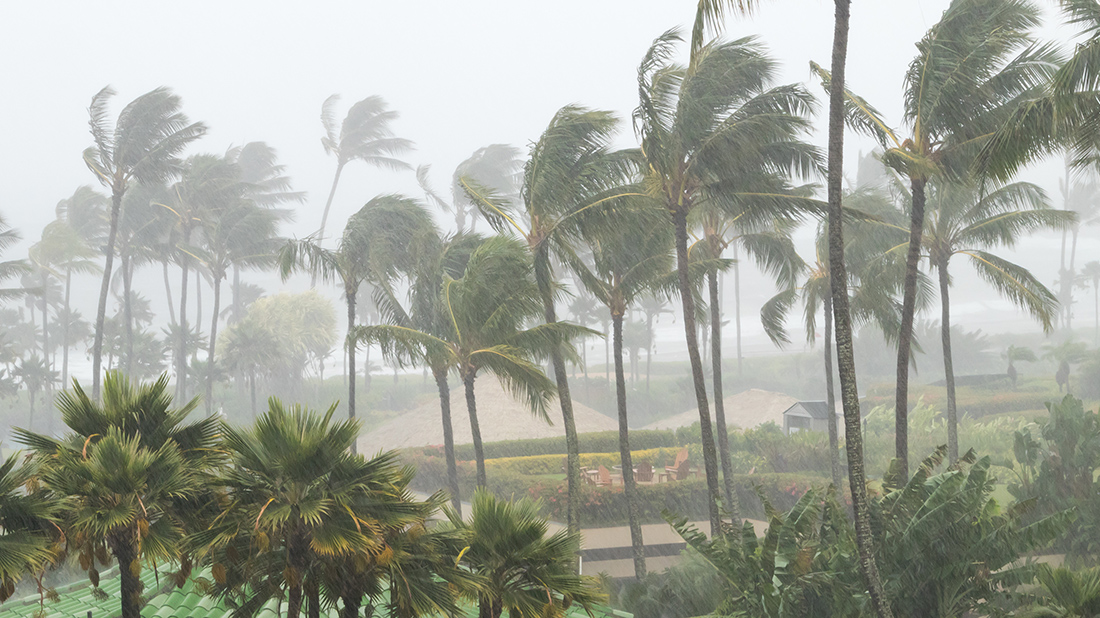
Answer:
[[0, 567, 632, 618]]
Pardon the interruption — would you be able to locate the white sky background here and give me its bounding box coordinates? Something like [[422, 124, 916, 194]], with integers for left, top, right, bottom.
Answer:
[[0, 0, 1092, 376]]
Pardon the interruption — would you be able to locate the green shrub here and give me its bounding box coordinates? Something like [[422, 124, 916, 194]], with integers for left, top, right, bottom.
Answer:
[[409, 429, 682, 460]]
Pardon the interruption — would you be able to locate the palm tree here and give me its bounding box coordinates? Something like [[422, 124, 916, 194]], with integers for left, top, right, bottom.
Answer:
[[1056, 163, 1100, 330], [0, 453, 58, 603], [1019, 564, 1100, 618], [0, 214, 29, 304], [83, 87, 206, 399], [15, 371, 219, 618], [828, 0, 1059, 478], [355, 236, 587, 488], [919, 179, 1069, 460], [54, 186, 107, 385], [763, 191, 907, 491], [316, 95, 413, 260], [694, 208, 801, 521], [198, 400, 416, 618], [461, 105, 637, 536], [1044, 339, 1089, 394], [633, 18, 820, 532], [570, 205, 672, 580], [371, 230, 486, 513], [219, 317, 280, 418], [418, 144, 522, 234], [12, 355, 58, 429], [442, 489, 604, 618], [1004, 344, 1037, 388], [280, 194, 435, 452]]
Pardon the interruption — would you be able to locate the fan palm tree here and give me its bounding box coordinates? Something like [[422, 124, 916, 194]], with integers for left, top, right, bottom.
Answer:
[[442, 489, 604, 618], [633, 19, 821, 532], [15, 371, 218, 618], [280, 194, 435, 452], [355, 236, 588, 488], [460, 105, 637, 536], [83, 87, 206, 399], [0, 453, 58, 604], [569, 205, 673, 580], [316, 95, 412, 262], [916, 179, 1071, 460], [197, 400, 422, 618], [12, 354, 58, 428]]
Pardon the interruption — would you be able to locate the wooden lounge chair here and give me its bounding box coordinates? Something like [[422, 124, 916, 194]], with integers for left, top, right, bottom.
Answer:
[[635, 462, 654, 483], [664, 448, 689, 480], [675, 458, 694, 481], [597, 464, 614, 487]]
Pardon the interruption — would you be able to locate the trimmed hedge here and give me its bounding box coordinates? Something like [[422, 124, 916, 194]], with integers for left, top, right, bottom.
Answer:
[[403, 450, 828, 526], [484, 448, 690, 475], [409, 429, 682, 461]]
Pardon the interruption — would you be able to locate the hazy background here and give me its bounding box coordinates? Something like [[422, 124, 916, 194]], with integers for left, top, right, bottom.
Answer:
[[0, 0, 1087, 378]]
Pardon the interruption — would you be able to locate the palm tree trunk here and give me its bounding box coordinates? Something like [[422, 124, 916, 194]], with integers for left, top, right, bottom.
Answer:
[[346, 288, 357, 455], [1069, 227, 1080, 331], [206, 273, 223, 415], [92, 189, 123, 399], [826, 2, 893, 617], [671, 208, 722, 534], [613, 311, 647, 580], [895, 176, 927, 482], [533, 250, 583, 538], [306, 578, 320, 618], [645, 313, 654, 394], [823, 293, 843, 492], [340, 593, 360, 618], [195, 269, 203, 345], [286, 528, 307, 618], [163, 259, 176, 325], [464, 372, 487, 487], [41, 272, 50, 379], [249, 371, 257, 420], [708, 269, 739, 525], [178, 257, 189, 400], [123, 254, 135, 375], [938, 262, 959, 463], [232, 264, 241, 322], [111, 527, 141, 618], [434, 366, 462, 513], [313, 162, 345, 288], [62, 268, 71, 388]]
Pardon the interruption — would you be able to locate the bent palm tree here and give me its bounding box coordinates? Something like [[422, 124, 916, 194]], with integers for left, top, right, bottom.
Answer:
[[920, 179, 1070, 460], [461, 105, 637, 536], [418, 144, 521, 233], [316, 95, 412, 266], [83, 86, 206, 399], [634, 20, 821, 532], [355, 236, 590, 488], [280, 194, 435, 452]]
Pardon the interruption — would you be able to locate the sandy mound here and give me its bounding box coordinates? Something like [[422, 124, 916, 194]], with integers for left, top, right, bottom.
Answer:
[[641, 388, 798, 431], [359, 378, 619, 454]]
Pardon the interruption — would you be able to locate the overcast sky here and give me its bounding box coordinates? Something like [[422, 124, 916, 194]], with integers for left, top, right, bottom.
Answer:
[[0, 1, 1091, 359]]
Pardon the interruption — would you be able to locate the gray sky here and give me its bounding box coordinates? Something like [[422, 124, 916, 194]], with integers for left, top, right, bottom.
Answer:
[[0, 1, 1091, 361]]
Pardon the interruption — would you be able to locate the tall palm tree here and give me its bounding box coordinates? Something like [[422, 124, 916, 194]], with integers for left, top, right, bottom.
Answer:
[[570, 205, 672, 580], [633, 18, 821, 532], [54, 186, 107, 386], [0, 214, 29, 304], [461, 105, 637, 536], [355, 236, 588, 488], [918, 179, 1070, 460], [371, 230, 486, 513], [15, 371, 219, 618], [316, 95, 412, 262], [280, 194, 435, 452], [83, 86, 206, 399], [829, 0, 1059, 478], [442, 489, 604, 618], [763, 189, 908, 491], [1056, 163, 1100, 330], [693, 207, 801, 519]]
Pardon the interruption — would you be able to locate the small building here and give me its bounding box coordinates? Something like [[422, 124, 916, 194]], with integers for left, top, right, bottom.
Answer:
[[782, 400, 839, 435]]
